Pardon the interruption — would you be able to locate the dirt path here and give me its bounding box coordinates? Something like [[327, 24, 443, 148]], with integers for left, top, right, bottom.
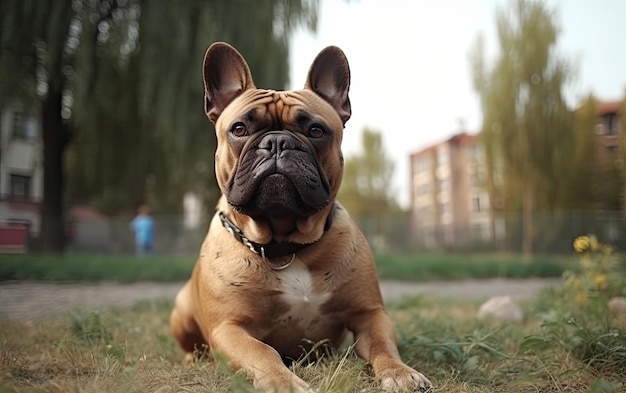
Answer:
[[0, 278, 561, 323]]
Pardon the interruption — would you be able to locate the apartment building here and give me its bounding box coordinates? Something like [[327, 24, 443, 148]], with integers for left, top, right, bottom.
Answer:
[[409, 132, 502, 249], [594, 100, 622, 160], [0, 105, 43, 249], [409, 97, 624, 250]]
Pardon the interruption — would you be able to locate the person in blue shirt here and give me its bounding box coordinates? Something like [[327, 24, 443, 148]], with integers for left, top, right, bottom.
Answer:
[[130, 204, 155, 257]]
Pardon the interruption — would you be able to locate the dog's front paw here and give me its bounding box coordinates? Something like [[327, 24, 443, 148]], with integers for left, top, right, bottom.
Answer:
[[377, 364, 433, 392], [254, 372, 314, 393]]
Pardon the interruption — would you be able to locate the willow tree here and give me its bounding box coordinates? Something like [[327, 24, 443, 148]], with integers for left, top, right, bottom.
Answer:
[[621, 91, 626, 210], [67, 0, 318, 215], [0, 1, 79, 252], [68, 0, 318, 215], [470, 0, 574, 256], [1, 0, 318, 252]]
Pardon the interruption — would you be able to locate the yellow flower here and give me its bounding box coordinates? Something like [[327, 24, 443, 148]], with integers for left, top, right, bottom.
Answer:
[[589, 235, 599, 251], [568, 277, 582, 289], [574, 291, 588, 305], [573, 236, 590, 253], [579, 256, 593, 271], [593, 274, 608, 291]]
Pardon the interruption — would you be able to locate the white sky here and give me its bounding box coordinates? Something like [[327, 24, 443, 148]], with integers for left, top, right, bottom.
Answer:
[[288, 0, 626, 208]]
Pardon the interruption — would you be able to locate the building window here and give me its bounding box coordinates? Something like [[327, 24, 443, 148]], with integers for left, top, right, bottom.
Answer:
[[439, 201, 452, 224], [472, 196, 481, 212], [12, 112, 38, 142], [438, 178, 450, 192], [469, 144, 482, 162], [9, 174, 31, 199], [470, 170, 479, 187], [414, 156, 430, 173], [417, 205, 432, 219], [437, 145, 449, 167], [602, 113, 618, 136], [472, 223, 486, 241], [416, 182, 431, 195]]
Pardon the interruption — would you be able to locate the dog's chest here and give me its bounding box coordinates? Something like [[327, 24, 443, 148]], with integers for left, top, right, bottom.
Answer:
[[276, 261, 332, 328]]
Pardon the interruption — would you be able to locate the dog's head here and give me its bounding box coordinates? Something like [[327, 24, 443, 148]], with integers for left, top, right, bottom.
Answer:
[[203, 42, 351, 244]]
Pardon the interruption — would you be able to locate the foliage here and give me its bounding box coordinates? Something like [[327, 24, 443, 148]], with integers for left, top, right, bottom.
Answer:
[[520, 308, 626, 388], [564, 235, 626, 302], [0, 252, 573, 282], [575, 94, 626, 211], [70, 310, 113, 344], [339, 128, 402, 250], [0, 1, 319, 253], [68, 0, 320, 216], [521, 236, 626, 387], [568, 95, 599, 209], [553, 94, 625, 213], [398, 327, 507, 379], [0, 0, 78, 252], [470, 0, 575, 256], [622, 90, 626, 172]]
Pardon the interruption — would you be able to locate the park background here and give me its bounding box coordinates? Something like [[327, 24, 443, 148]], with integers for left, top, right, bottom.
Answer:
[[2, 0, 626, 258], [1, 2, 626, 392]]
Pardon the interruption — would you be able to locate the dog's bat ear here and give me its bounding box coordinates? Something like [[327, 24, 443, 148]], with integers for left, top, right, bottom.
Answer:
[[203, 42, 256, 123], [305, 46, 351, 125]]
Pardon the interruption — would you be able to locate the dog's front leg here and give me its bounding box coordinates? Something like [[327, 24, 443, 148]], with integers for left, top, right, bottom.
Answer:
[[211, 322, 312, 393], [350, 309, 433, 392]]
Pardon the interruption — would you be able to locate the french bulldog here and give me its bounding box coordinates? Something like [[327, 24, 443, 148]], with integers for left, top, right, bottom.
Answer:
[[169, 42, 433, 393]]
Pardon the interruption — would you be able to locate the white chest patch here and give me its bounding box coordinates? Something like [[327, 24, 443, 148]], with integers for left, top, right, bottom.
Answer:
[[278, 260, 332, 328]]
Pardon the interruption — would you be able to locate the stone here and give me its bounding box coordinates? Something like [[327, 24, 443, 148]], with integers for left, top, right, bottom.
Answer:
[[478, 295, 524, 322], [608, 297, 626, 314]]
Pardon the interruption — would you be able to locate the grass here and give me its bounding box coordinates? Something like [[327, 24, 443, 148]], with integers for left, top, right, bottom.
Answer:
[[375, 253, 574, 281], [0, 252, 576, 282], [1, 288, 624, 392], [0, 254, 196, 282]]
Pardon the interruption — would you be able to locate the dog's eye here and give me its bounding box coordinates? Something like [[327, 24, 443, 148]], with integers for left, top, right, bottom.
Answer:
[[309, 125, 325, 138], [231, 123, 248, 137]]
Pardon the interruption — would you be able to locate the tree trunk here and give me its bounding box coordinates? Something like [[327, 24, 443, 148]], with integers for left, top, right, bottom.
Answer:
[[40, 84, 67, 253], [521, 178, 534, 258]]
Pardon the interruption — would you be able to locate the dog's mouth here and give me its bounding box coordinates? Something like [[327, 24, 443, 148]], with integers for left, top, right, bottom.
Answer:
[[252, 175, 303, 234], [226, 132, 331, 229], [230, 172, 327, 236]]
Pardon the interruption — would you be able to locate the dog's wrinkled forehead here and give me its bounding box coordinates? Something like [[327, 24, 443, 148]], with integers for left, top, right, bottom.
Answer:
[[216, 88, 344, 134], [203, 42, 351, 128]]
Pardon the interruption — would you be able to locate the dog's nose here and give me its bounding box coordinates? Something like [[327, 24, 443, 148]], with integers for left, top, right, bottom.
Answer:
[[258, 133, 297, 154]]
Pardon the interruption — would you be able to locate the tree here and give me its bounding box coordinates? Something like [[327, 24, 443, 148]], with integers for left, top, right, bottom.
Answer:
[[1, 1, 79, 252], [568, 94, 598, 209], [621, 89, 626, 210], [339, 128, 400, 247], [67, 0, 318, 215], [68, 0, 318, 214], [1, 0, 319, 252], [470, 0, 574, 256]]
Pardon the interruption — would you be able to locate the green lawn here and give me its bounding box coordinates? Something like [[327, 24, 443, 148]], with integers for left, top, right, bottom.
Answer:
[[1, 244, 623, 392], [0, 287, 623, 392], [0, 252, 576, 282]]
